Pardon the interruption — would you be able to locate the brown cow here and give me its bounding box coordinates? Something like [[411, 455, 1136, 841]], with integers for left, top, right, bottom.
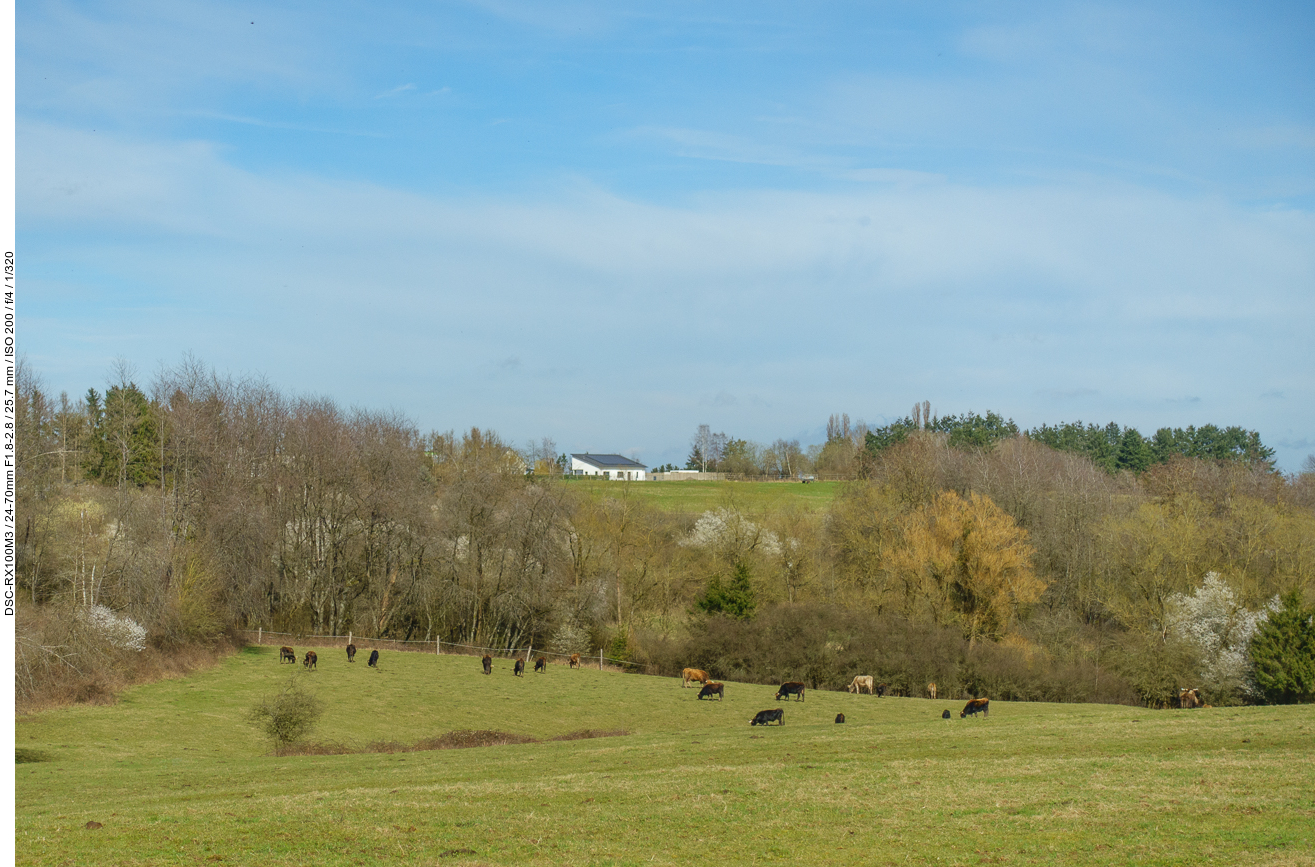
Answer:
[[514, 658, 525, 677], [279, 646, 296, 664], [835, 713, 846, 724], [481, 655, 492, 675], [569, 654, 581, 669], [346, 643, 357, 663], [927, 682, 937, 700], [534, 656, 547, 673], [303, 650, 317, 670], [697, 682, 724, 701], [682, 668, 711, 688], [775, 682, 805, 702], [960, 698, 989, 718], [1179, 688, 1203, 709]]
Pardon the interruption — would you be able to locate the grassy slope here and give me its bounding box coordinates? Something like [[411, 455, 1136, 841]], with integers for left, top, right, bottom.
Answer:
[[16, 645, 1315, 867], [560, 479, 843, 516]]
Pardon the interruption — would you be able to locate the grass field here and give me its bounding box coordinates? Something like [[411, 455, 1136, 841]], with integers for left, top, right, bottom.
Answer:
[[562, 479, 844, 515], [16, 645, 1315, 866]]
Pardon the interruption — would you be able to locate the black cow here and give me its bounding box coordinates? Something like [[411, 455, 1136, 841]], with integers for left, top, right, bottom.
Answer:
[[514, 658, 525, 677], [482, 655, 492, 675], [697, 682, 724, 701], [279, 646, 296, 664], [750, 709, 785, 726], [535, 657, 547, 673], [775, 682, 805, 702], [303, 650, 317, 670], [875, 683, 889, 697], [942, 709, 952, 719], [368, 649, 379, 668], [835, 713, 845, 724], [346, 643, 357, 663], [960, 698, 990, 719]]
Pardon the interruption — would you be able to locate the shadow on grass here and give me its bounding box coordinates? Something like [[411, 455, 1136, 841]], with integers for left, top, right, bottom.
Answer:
[[276, 728, 629, 756], [16, 748, 54, 763]]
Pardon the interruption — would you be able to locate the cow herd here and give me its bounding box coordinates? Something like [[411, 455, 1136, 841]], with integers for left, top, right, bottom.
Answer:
[[272, 644, 991, 726]]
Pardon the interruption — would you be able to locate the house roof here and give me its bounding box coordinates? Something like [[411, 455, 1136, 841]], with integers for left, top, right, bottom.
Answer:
[[572, 453, 647, 469]]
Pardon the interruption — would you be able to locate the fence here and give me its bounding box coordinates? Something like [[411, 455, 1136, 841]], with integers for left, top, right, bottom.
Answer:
[[242, 629, 643, 671]]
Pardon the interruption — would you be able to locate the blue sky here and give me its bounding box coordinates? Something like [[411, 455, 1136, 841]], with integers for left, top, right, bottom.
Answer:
[[18, 1, 1315, 470]]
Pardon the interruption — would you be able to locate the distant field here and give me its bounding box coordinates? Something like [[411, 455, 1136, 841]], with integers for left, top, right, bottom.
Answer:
[[560, 479, 844, 515], [16, 644, 1315, 866]]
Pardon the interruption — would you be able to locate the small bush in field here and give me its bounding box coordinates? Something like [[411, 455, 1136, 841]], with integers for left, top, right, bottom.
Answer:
[[248, 676, 324, 751]]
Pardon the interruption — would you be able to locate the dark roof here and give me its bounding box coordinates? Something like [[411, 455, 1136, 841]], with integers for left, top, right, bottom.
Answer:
[[572, 453, 647, 469]]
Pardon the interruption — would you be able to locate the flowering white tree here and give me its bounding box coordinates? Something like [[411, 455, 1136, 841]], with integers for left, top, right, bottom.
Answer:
[[1165, 572, 1276, 701], [680, 508, 781, 562], [83, 604, 148, 652]]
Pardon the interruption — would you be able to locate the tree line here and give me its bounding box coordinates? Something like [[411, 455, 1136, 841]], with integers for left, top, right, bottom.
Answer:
[[15, 361, 1315, 710]]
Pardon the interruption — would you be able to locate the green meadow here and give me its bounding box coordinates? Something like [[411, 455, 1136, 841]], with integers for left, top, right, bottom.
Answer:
[[564, 479, 843, 515], [16, 645, 1315, 866]]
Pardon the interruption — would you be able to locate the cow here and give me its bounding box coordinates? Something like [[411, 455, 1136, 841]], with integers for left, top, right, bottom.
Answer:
[[1179, 688, 1203, 709], [927, 682, 937, 700], [279, 646, 296, 664], [960, 698, 990, 719], [846, 675, 874, 695], [775, 682, 806, 702], [368, 649, 379, 668], [697, 682, 724, 701], [514, 658, 525, 677], [482, 655, 493, 675], [682, 668, 711, 688], [835, 713, 846, 724], [750, 709, 785, 726], [346, 643, 357, 663], [303, 650, 317, 670], [942, 709, 952, 719], [534, 656, 547, 673], [569, 654, 581, 669], [875, 683, 889, 697]]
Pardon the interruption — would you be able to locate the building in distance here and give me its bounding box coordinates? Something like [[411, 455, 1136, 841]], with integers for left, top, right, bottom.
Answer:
[[570, 453, 648, 481]]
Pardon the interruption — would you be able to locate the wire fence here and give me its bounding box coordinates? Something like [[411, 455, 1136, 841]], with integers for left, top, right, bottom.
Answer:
[[241, 629, 645, 671]]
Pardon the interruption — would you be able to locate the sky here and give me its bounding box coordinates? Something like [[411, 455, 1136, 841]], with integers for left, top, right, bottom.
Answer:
[[17, 1, 1315, 471]]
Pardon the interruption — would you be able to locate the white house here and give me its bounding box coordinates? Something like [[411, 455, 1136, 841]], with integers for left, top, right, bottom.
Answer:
[[570, 453, 648, 481]]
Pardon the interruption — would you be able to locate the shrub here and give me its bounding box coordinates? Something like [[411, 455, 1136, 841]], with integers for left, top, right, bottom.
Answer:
[[248, 676, 324, 751]]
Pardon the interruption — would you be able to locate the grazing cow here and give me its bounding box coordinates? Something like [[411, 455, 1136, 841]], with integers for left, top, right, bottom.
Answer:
[[875, 683, 889, 697], [927, 682, 937, 700], [682, 668, 711, 688], [846, 675, 874, 695], [569, 654, 581, 669], [942, 709, 952, 719], [346, 643, 356, 663], [534, 656, 547, 673], [368, 649, 379, 668], [514, 658, 525, 677], [697, 682, 724, 701], [1179, 688, 1203, 709], [750, 709, 785, 726], [775, 682, 806, 702], [482, 655, 493, 675], [279, 646, 296, 664], [835, 713, 845, 724], [960, 698, 990, 719], [303, 650, 317, 670]]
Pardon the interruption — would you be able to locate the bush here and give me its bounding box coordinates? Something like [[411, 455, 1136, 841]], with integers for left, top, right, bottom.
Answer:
[[248, 676, 324, 751]]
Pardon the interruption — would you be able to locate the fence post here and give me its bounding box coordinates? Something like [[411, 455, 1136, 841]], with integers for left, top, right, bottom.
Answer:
[[600, 648, 603, 670], [349, 631, 352, 647], [527, 644, 533, 666], [436, 637, 440, 655], [258, 627, 262, 645]]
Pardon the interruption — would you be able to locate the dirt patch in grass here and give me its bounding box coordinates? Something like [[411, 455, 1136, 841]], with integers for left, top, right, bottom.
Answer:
[[279, 728, 628, 756]]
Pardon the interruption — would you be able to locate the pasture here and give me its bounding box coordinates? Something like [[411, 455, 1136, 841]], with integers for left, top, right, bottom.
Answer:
[[563, 479, 843, 516], [16, 645, 1315, 866]]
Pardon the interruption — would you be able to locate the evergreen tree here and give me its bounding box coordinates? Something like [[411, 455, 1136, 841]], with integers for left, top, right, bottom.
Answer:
[[695, 562, 757, 620], [1249, 592, 1315, 704]]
